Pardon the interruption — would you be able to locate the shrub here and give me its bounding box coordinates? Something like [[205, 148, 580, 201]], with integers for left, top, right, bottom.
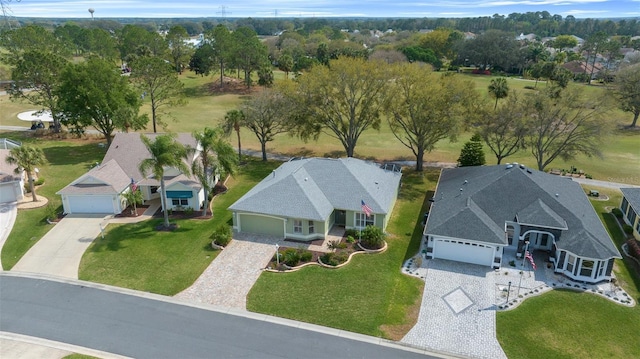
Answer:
[[44, 203, 58, 221], [320, 252, 349, 266], [360, 225, 385, 250], [211, 224, 232, 246], [184, 207, 194, 215], [585, 174, 593, 179], [34, 177, 45, 186], [612, 208, 623, 218], [345, 228, 360, 238], [346, 235, 355, 243], [623, 224, 634, 235], [283, 248, 301, 267], [300, 250, 313, 262], [627, 240, 640, 259], [327, 239, 347, 251]]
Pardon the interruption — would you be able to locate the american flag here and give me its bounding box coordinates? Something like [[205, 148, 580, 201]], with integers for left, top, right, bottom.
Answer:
[[525, 251, 537, 270], [361, 200, 373, 217], [130, 178, 138, 192]]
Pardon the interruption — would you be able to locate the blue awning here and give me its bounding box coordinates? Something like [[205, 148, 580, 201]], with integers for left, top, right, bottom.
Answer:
[[166, 190, 193, 198]]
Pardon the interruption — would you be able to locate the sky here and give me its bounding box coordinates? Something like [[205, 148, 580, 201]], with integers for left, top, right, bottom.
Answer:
[[4, 0, 640, 19]]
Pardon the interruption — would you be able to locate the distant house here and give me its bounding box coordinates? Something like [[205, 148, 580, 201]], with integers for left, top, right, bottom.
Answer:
[[561, 60, 603, 78], [424, 164, 620, 284], [57, 133, 204, 214], [0, 139, 24, 203], [229, 158, 402, 240], [620, 188, 640, 241]]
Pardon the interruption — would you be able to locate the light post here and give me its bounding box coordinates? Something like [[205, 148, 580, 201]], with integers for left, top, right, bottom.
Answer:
[[521, 240, 530, 267], [275, 243, 280, 266], [506, 281, 512, 303]]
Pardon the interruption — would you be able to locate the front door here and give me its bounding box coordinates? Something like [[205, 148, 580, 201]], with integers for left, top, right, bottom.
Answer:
[[335, 210, 346, 226], [528, 232, 551, 250]]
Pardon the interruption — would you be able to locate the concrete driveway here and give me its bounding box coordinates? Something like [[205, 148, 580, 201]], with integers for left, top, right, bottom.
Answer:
[[402, 259, 507, 359], [0, 202, 18, 269], [11, 214, 107, 279]]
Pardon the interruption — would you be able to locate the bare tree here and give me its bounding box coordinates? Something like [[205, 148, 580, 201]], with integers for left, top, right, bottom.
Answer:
[[475, 94, 528, 164]]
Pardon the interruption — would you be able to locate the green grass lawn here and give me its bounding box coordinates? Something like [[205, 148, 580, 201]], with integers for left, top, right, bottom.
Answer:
[[246, 169, 437, 339], [1, 133, 106, 270], [77, 158, 280, 295], [497, 187, 640, 359]]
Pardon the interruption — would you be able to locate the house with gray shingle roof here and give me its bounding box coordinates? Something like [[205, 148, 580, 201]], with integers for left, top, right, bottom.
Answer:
[[0, 144, 25, 203], [228, 157, 402, 240], [57, 133, 204, 214], [424, 164, 620, 284], [620, 188, 640, 241]]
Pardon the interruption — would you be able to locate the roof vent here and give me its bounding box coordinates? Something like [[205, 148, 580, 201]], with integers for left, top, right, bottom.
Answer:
[[464, 179, 468, 184], [506, 164, 513, 169], [555, 193, 559, 197], [526, 168, 533, 174], [513, 162, 519, 166], [304, 177, 308, 181], [519, 164, 525, 169]]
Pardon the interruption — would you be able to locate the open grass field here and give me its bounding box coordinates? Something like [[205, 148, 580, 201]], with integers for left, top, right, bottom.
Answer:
[[77, 158, 279, 296], [0, 132, 107, 270], [246, 169, 435, 339], [497, 187, 640, 358]]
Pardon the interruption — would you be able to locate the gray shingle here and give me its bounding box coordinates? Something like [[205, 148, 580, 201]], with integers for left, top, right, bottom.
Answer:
[[621, 188, 640, 214], [516, 199, 567, 229], [426, 165, 619, 260], [57, 159, 130, 195]]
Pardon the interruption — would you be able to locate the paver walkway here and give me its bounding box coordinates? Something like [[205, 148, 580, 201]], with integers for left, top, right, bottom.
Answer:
[[402, 259, 507, 359], [175, 233, 282, 309]]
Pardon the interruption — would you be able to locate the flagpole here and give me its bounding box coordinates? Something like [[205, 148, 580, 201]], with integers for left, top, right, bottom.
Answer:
[[517, 240, 529, 298]]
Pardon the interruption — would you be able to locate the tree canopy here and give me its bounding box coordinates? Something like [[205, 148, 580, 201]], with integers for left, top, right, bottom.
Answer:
[[614, 63, 640, 128], [6, 146, 48, 202]]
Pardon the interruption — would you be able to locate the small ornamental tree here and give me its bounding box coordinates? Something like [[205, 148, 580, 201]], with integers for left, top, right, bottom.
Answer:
[[122, 188, 143, 214], [458, 134, 486, 167], [360, 225, 385, 250]]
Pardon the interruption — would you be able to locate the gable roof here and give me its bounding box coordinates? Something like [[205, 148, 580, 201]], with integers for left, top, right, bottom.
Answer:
[[621, 188, 640, 215], [229, 157, 401, 221], [426, 165, 619, 260], [57, 159, 130, 195], [0, 149, 22, 183]]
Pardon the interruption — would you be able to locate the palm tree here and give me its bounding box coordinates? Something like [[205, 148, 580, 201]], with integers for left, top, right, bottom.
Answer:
[[488, 77, 509, 110], [6, 146, 47, 202], [222, 109, 245, 163], [190, 127, 238, 216], [138, 134, 189, 229]]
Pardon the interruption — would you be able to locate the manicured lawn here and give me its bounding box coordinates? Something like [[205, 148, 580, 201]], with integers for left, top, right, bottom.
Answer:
[[78, 158, 279, 296], [1, 133, 106, 270], [497, 187, 640, 359], [246, 169, 436, 339]]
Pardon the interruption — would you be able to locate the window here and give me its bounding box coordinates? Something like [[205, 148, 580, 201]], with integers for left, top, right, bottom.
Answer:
[[580, 260, 594, 278], [308, 221, 314, 233], [621, 198, 629, 215], [293, 220, 302, 233], [566, 254, 576, 273], [150, 186, 159, 194], [540, 234, 548, 247], [171, 198, 188, 206], [355, 212, 374, 228], [597, 261, 605, 277], [627, 209, 637, 226]]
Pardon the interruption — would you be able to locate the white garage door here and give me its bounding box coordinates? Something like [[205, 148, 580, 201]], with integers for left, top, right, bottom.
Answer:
[[67, 196, 115, 214], [433, 239, 495, 267]]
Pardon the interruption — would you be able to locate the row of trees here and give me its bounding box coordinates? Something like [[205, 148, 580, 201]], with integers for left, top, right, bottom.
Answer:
[[222, 57, 618, 172]]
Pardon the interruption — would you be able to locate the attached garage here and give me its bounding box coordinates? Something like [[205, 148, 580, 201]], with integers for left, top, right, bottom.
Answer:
[[432, 238, 496, 267], [64, 195, 118, 214], [0, 181, 23, 203], [238, 213, 284, 237]]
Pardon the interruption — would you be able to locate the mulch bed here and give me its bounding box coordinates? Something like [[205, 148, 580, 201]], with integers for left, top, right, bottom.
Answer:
[[267, 237, 362, 270], [114, 205, 149, 218]]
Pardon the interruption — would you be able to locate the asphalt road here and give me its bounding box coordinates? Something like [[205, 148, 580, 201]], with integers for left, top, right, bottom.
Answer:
[[0, 275, 439, 359]]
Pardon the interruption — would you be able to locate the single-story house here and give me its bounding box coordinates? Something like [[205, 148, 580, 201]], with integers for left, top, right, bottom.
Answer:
[[424, 164, 620, 284], [229, 157, 402, 241], [0, 147, 25, 203], [620, 188, 640, 241], [57, 133, 204, 214]]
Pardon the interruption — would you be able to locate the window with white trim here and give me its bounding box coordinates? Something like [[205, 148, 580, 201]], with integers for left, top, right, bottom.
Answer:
[[566, 254, 576, 273], [580, 260, 594, 277], [308, 221, 314, 233], [171, 198, 188, 206], [293, 219, 303, 233], [355, 212, 374, 228]]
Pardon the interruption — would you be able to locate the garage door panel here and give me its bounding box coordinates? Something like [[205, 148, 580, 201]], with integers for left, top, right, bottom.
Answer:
[[240, 214, 284, 237], [67, 196, 115, 214], [434, 240, 494, 267]]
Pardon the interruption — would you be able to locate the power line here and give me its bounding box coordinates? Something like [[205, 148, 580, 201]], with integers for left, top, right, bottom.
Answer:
[[216, 5, 231, 18], [0, 0, 21, 30]]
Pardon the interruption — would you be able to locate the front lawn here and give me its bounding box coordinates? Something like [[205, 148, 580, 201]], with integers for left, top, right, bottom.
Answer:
[[78, 158, 279, 296], [246, 169, 437, 339], [1, 134, 106, 270], [497, 188, 640, 358]]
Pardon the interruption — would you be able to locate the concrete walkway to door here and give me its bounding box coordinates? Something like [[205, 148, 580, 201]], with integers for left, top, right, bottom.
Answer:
[[11, 214, 107, 279], [175, 232, 282, 309]]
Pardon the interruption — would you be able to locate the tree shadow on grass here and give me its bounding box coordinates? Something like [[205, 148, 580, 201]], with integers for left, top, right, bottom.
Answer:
[[238, 158, 281, 183], [88, 221, 160, 252]]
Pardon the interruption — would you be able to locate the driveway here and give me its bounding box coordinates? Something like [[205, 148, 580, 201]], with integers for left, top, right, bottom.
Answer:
[[402, 259, 507, 359], [176, 232, 282, 309], [11, 214, 107, 279], [0, 202, 18, 270]]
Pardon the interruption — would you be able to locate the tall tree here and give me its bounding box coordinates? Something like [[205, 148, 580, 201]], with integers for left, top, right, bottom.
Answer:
[[166, 25, 192, 73], [456, 30, 519, 71], [206, 24, 233, 89], [581, 31, 608, 85], [189, 43, 216, 76], [488, 77, 509, 109], [524, 87, 611, 171], [8, 50, 68, 132], [222, 110, 245, 163], [384, 64, 477, 171], [233, 26, 269, 88], [277, 53, 294, 79], [6, 146, 48, 202], [474, 95, 528, 164], [57, 58, 148, 145], [614, 63, 640, 128], [285, 57, 389, 157], [457, 134, 486, 167], [130, 56, 186, 133], [190, 128, 237, 216], [241, 89, 292, 161], [138, 134, 189, 229]]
